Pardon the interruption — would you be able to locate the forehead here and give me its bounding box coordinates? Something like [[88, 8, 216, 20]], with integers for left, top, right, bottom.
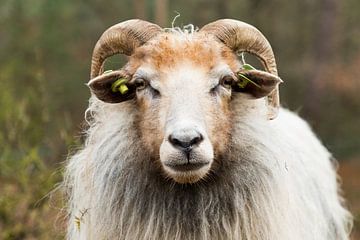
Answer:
[[129, 32, 239, 73]]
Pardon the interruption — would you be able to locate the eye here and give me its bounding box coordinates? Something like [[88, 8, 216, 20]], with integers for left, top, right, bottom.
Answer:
[[210, 75, 234, 95], [135, 78, 147, 90], [134, 78, 161, 98], [220, 75, 234, 89]]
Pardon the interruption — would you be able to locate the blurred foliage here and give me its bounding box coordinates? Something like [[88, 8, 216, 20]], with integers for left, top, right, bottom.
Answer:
[[0, 0, 359, 238]]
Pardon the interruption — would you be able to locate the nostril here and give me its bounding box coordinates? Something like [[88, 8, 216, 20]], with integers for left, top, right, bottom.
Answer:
[[189, 134, 203, 146], [168, 132, 204, 151], [168, 135, 190, 149], [169, 136, 184, 147]]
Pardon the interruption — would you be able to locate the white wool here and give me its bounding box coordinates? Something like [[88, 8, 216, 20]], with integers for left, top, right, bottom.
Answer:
[[64, 95, 352, 240]]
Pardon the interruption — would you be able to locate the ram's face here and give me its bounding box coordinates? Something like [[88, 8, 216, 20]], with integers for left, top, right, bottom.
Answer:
[[88, 20, 282, 184], [123, 34, 239, 183]]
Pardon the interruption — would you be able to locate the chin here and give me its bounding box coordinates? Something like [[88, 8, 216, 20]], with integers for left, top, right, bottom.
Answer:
[[163, 162, 212, 184]]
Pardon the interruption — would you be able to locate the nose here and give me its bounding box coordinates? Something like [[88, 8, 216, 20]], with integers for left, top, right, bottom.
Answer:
[[168, 129, 203, 152]]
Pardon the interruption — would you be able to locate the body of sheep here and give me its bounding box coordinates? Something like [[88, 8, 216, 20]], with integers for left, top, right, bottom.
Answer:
[[64, 95, 352, 240], [65, 19, 352, 239]]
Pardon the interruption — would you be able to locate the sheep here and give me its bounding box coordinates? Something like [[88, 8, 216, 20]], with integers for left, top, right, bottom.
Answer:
[[64, 19, 352, 240]]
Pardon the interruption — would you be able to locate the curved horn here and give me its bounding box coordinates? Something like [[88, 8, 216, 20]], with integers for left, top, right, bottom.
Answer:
[[90, 19, 162, 79], [201, 19, 280, 119]]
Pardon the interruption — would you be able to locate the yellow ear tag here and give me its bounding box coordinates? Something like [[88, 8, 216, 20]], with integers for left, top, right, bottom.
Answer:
[[237, 73, 249, 88], [237, 73, 261, 88], [237, 63, 261, 88], [111, 78, 128, 94]]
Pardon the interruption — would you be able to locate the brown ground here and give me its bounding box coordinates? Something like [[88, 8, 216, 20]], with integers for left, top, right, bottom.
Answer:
[[338, 158, 360, 240]]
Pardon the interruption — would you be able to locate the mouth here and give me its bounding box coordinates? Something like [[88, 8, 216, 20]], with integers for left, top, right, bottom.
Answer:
[[162, 156, 212, 184], [164, 161, 210, 172]]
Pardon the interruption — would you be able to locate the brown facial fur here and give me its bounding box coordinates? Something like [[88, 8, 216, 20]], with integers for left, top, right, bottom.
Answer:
[[129, 32, 240, 73], [136, 94, 164, 157]]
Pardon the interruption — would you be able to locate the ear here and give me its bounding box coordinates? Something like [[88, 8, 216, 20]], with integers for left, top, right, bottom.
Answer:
[[233, 69, 283, 98], [87, 70, 136, 103]]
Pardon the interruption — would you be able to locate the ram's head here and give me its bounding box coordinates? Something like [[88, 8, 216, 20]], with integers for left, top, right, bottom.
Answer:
[[88, 19, 282, 184]]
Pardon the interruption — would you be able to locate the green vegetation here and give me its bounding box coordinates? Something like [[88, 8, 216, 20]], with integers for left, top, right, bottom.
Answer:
[[0, 0, 359, 238]]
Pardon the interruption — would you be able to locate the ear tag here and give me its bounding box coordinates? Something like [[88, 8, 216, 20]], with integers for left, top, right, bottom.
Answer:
[[237, 73, 261, 89], [103, 70, 113, 74], [111, 78, 128, 94]]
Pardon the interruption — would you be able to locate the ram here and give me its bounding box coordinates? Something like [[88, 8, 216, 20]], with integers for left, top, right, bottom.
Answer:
[[64, 19, 352, 239]]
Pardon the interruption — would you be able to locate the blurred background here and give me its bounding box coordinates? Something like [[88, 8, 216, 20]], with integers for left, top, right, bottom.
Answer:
[[0, 0, 359, 239]]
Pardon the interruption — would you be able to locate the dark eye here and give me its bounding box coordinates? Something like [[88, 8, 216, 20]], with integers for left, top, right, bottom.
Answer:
[[221, 76, 234, 89], [135, 78, 147, 90]]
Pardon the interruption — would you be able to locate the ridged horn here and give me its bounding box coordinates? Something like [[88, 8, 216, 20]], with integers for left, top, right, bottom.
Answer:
[[201, 19, 280, 119], [90, 19, 162, 79]]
